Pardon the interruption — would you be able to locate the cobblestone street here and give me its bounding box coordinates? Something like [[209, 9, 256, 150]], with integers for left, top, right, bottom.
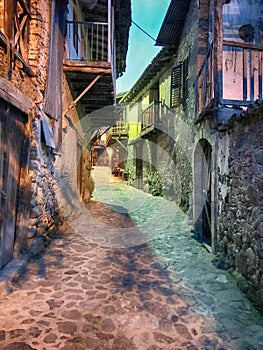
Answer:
[[0, 167, 262, 350]]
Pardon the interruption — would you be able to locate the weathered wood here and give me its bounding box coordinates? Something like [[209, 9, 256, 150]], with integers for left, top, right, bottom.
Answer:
[[4, 0, 14, 40], [0, 103, 28, 268], [44, 0, 64, 123], [63, 63, 112, 75], [81, 93, 114, 102], [13, 111, 31, 259], [64, 60, 111, 69], [14, 14, 28, 47], [63, 75, 101, 115], [0, 76, 32, 114], [0, 31, 34, 76], [213, 0, 223, 106], [18, 0, 31, 17], [259, 50, 263, 100], [223, 39, 263, 51]]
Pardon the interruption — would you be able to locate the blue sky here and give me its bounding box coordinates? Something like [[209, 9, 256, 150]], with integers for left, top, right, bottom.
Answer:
[[116, 0, 170, 94]]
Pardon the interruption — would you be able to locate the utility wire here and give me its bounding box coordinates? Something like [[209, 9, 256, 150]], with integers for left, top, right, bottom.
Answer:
[[131, 20, 156, 42]]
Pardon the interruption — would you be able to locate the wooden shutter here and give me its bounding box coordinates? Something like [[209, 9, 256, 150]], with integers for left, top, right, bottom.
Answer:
[[44, 0, 66, 151], [170, 63, 182, 108], [182, 56, 189, 110]]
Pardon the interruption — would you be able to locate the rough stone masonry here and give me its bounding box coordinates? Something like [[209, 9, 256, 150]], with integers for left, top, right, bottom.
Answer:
[[217, 104, 263, 312]]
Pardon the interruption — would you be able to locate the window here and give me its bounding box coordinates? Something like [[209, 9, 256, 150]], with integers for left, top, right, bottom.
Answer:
[[170, 63, 182, 108], [4, 0, 31, 64], [170, 56, 189, 110], [13, 0, 31, 62]]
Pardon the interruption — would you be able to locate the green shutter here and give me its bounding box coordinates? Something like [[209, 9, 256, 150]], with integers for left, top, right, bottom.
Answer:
[[182, 56, 189, 110], [170, 63, 182, 108]]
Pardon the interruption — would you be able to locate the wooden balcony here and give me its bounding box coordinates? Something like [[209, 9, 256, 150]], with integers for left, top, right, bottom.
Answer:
[[140, 102, 173, 138], [195, 41, 263, 122], [63, 20, 116, 121], [140, 102, 161, 137], [111, 121, 129, 138]]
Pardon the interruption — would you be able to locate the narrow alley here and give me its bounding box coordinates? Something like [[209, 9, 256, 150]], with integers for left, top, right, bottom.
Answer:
[[0, 167, 262, 350]]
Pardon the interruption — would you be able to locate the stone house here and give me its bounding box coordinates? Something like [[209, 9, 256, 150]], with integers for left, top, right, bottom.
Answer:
[[0, 0, 130, 271], [121, 0, 263, 312]]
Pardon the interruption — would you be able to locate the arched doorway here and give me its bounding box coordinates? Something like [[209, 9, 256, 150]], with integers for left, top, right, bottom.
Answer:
[[193, 139, 212, 246]]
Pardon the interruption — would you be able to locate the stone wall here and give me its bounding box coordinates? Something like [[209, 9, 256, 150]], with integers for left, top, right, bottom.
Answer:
[[0, 0, 88, 263], [0, 0, 48, 103], [54, 75, 89, 221], [217, 105, 263, 312], [27, 112, 60, 258]]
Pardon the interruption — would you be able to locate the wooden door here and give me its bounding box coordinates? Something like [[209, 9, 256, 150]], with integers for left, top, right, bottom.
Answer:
[[0, 101, 27, 269], [77, 143, 83, 198]]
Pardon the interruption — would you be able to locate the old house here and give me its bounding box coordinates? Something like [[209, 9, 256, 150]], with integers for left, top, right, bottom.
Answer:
[[0, 0, 130, 272], [56, 0, 131, 217], [121, 0, 263, 311]]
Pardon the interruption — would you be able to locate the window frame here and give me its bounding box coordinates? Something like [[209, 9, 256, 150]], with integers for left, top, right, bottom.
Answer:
[[170, 56, 189, 110], [0, 0, 33, 76]]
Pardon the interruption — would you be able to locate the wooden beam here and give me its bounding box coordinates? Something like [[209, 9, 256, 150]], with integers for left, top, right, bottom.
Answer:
[[63, 75, 101, 115], [0, 31, 34, 76], [213, 0, 223, 106], [64, 66, 112, 75], [14, 14, 28, 47], [223, 39, 263, 51], [64, 60, 111, 69], [18, 0, 31, 17], [0, 76, 32, 114]]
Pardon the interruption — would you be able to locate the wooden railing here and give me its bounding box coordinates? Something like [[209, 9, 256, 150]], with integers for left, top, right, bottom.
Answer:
[[111, 121, 128, 136], [194, 45, 214, 118], [141, 101, 160, 129], [195, 41, 263, 119]]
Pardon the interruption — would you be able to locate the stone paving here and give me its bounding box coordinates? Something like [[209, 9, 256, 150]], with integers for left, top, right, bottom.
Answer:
[[0, 166, 263, 350]]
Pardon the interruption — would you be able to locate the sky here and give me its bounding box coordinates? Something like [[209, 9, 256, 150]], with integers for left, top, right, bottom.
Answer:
[[116, 0, 170, 94]]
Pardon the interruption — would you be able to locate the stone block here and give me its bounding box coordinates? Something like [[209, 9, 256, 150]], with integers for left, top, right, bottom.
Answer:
[[28, 236, 44, 257], [245, 247, 256, 264], [28, 226, 37, 239], [255, 149, 263, 165], [30, 206, 43, 218]]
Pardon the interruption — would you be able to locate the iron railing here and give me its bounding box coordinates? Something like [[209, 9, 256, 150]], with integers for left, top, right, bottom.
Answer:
[[195, 41, 263, 118], [66, 20, 109, 62]]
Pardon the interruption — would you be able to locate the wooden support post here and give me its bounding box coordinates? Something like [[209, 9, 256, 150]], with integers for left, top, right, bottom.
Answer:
[[213, 0, 223, 107], [63, 74, 101, 115], [108, 0, 112, 63]]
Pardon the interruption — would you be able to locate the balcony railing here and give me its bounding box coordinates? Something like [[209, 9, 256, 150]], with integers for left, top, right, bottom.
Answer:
[[141, 102, 161, 130], [195, 41, 263, 119], [195, 46, 214, 118], [66, 20, 109, 62], [111, 121, 129, 137]]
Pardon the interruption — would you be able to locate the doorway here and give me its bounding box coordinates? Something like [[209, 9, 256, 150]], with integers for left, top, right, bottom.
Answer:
[[193, 139, 212, 246], [0, 101, 28, 268]]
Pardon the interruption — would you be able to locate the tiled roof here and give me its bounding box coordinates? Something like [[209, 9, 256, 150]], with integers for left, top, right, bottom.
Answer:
[[156, 0, 191, 47]]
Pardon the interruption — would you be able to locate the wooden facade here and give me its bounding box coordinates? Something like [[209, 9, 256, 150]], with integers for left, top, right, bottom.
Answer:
[[64, 0, 131, 138], [195, 0, 263, 122], [0, 77, 32, 269]]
